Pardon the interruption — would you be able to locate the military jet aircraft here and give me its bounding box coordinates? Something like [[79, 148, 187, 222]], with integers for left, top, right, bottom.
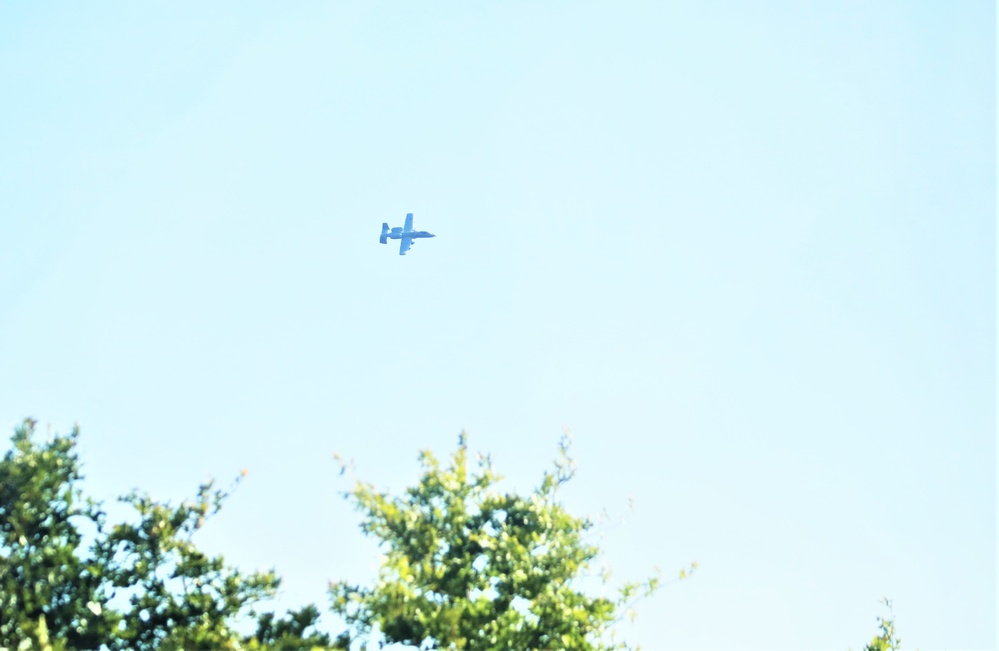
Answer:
[[379, 213, 435, 255]]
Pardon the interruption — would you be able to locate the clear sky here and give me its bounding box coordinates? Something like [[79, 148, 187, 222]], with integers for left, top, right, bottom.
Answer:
[[1, 2, 994, 649]]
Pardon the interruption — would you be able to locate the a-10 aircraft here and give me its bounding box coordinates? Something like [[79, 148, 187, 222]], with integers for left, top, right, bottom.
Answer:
[[379, 213, 435, 255]]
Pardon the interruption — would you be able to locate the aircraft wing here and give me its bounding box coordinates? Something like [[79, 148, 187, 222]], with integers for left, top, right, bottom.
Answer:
[[399, 236, 413, 255], [403, 213, 414, 233]]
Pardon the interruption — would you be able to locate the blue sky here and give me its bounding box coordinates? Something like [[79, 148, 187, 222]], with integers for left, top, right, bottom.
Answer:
[[1, 2, 994, 649]]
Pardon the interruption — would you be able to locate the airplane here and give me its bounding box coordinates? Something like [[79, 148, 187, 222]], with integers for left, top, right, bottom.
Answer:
[[379, 213, 436, 255]]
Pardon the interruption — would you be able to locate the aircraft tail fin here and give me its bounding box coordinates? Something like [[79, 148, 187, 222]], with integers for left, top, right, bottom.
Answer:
[[379, 222, 389, 244]]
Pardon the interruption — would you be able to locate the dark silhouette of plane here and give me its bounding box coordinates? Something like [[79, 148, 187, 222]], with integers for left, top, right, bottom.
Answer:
[[380, 213, 435, 255]]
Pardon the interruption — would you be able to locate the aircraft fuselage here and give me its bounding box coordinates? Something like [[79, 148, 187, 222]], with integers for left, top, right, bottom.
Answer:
[[385, 228, 434, 240]]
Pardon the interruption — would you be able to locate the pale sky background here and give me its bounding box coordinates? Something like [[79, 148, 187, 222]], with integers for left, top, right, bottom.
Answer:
[[0, 2, 995, 649]]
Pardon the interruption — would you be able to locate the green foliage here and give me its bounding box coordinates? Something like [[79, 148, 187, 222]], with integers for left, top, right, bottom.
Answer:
[[0, 419, 333, 650], [330, 431, 679, 651], [246, 605, 339, 650], [94, 477, 284, 650], [0, 420, 119, 649], [863, 598, 901, 651], [2, 419, 691, 651]]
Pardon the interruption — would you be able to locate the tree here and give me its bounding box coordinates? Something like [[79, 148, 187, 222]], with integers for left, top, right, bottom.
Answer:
[[862, 598, 901, 651], [246, 605, 340, 651], [330, 431, 685, 651], [94, 478, 292, 650], [0, 419, 118, 649], [0, 419, 334, 650]]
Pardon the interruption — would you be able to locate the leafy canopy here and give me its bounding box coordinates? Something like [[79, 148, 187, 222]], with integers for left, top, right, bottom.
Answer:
[[0, 419, 114, 649], [0, 419, 333, 651], [862, 598, 902, 651], [330, 431, 681, 651]]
